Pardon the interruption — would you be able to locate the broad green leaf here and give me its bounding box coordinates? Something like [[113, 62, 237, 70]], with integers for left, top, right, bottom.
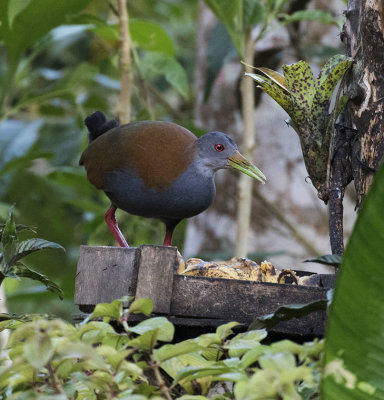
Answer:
[[203, 0, 244, 56], [153, 340, 201, 363], [217, 321, 240, 341], [249, 299, 327, 330], [0, 0, 92, 69], [311, 55, 353, 126], [175, 363, 233, 383], [24, 334, 54, 369], [55, 358, 76, 379], [142, 52, 189, 99], [56, 342, 106, 370], [243, 0, 264, 30], [10, 238, 64, 265], [322, 163, 384, 399], [240, 344, 270, 368], [224, 329, 267, 357], [161, 353, 212, 394], [129, 298, 153, 316], [304, 254, 342, 267], [90, 299, 122, 321], [282, 60, 316, 111], [0, 120, 42, 170], [128, 317, 174, 342], [13, 263, 64, 300], [130, 20, 174, 56]]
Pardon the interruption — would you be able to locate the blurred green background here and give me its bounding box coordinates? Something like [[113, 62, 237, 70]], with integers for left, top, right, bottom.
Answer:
[[0, 0, 343, 320]]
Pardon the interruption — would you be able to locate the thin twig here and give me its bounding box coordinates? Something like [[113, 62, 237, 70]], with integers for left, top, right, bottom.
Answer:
[[47, 362, 64, 394], [117, 0, 132, 124], [253, 188, 322, 256]]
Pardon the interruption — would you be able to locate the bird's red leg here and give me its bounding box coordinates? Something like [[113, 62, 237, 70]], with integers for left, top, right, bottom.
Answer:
[[163, 227, 174, 246], [105, 205, 129, 247]]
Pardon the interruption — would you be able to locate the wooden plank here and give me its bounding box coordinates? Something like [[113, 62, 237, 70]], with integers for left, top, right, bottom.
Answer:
[[135, 245, 177, 314], [75, 246, 138, 306], [170, 275, 328, 335]]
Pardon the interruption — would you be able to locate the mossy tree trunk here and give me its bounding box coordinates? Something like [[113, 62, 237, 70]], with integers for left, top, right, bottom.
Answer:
[[342, 0, 384, 208], [329, 0, 384, 255]]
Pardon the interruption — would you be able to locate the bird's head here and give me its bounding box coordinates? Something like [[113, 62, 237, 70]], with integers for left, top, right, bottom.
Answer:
[[195, 131, 266, 184]]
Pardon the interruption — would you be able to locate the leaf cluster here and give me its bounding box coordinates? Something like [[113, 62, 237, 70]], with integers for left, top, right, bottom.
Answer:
[[0, 297, 323, 399], [246, 55, 353, 201], [0, 207, 64, 299]]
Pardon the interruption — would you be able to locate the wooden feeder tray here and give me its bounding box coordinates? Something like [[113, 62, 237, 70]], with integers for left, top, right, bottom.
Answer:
[[74, 245, 335, 338]]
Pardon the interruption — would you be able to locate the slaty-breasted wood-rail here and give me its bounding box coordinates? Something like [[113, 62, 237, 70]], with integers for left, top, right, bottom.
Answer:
[[80, 111, 266, 247]]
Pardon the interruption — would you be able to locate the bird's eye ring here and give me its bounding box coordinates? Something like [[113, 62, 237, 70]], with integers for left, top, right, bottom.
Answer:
[[214, 144, 225, 152]]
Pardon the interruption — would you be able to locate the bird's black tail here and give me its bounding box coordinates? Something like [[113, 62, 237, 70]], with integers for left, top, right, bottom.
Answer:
[[84, 111, 119, 142]]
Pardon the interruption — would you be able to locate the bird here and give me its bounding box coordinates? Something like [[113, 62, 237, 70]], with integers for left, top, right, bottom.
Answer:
[[80, 111, 266, 247]]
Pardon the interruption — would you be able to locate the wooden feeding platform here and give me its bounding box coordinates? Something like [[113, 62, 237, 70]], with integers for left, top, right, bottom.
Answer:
[[74, 245, 335, 339]]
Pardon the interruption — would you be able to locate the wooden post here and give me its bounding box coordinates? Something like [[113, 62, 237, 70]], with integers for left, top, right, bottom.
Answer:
[[75, 246, 138, 310], [135, 245, 178, 313]]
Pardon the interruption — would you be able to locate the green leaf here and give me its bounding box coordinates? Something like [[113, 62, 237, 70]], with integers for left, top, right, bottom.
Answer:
[[7, 0, 32, 28], [249, 299, 327, 330], [161, 353, 212, 394], [217, 321, 240, 341], [130, 20, 174, 56], [311, 55, 353, 126], [13, 263, 64, 300], [90, 299, 123, 321], [224, 329, 267, 357], [24, 333, 54, 369], [0, 0, 92, 69], [304, 254, 342, 267], [0, 120, 43, 169], [322, 163, 384, 399], [1, 206, 18, 275], [282, 60, 316, 113], [10, 238, 64, 266], [153, 340, 201, 363], [1, 205, 16, 247], [245, 72, 294, 116], [56, 342, 106, 370], [279, 10, 343, 28], [142, 52, 189, 99], [128, 317, 174, 342], [243, 0, 264, 30], [129, 298, 153, 316], [203, 0, 244, 56]]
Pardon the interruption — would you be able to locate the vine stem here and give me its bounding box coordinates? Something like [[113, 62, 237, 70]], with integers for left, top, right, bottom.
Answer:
[[47, 362, 64, 394], [152, 360, 172, 400]]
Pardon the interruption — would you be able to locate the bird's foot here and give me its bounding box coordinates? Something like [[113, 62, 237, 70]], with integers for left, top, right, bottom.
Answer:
[[105, 205, 129, 247]]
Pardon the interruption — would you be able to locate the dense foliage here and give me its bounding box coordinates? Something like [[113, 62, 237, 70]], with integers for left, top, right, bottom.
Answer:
[[0, 297, 323, 399]]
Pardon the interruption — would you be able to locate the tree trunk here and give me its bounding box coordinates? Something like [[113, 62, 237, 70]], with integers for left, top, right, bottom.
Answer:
[[342, 0, 384, 208]]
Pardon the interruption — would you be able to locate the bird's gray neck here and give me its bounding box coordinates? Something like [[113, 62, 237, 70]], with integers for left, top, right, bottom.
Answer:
[[189, 155, 219, 178]]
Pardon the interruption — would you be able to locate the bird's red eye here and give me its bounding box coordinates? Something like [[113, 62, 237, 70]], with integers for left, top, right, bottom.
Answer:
[[214, 144, 225, 152]]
